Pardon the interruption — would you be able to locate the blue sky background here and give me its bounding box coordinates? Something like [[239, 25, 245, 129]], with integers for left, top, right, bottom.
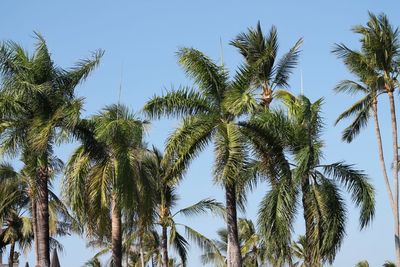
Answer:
[[1, 1, 400, 266]]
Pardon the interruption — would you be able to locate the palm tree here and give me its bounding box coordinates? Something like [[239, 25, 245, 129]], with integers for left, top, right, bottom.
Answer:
[[383, 261, 396, 267], [143, 46, 256, 267], [0, 170, 31, 267], [0, 162, 75, 267], [291, 236, 322, 267], [0, 34, 103, 266], [333, 12, 400, 265], [230, 21, 302, 108], [197, 218, 268, 267], [64, 104, 152, 267], [241, 92, 375, 266], [137, 147, 224, 267], [354, 260, 396, 267], [355, 261, 370, 267]]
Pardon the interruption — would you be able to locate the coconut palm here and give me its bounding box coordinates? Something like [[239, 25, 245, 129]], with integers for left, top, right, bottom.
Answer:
[[291, 235, 322, 267], [143, 46, 257, 267], [0, 162, 76, 267], [240, 92, 375, 266], [230, 21, 302, 108], [197, 218, 268, 267], [0, 171, 31, 267], [137, 147, 224, 267], [0, 34, 102, 266], [64, 104, 153, 267], [355, 261, 369, 267], [332, 12, 400, 265], [383, 261, 396, 267], [354, 260, 395, 267]]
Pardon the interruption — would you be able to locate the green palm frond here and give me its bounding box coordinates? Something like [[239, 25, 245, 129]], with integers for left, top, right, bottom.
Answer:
[[169, 225, 189, 266], [258, 178, 297, 260], [163, 114, 215, 181], [184, 226, 225, 267], [173, 198, 225, 218], [231, 21, 302, 96], [273, 38, 303, 88], [214, 122, 247, 185], [177, 47, 228, 103], [312, 177, 346, 264], [143, 87, 213, 119], [383, 261, 396, 267], [322, 162, 375, 228], [355, 260, 370, 267], [223, 64, 258, 116]]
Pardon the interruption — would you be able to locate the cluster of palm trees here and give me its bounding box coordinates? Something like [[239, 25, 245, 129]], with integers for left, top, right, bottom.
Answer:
[[0, 12, 399, 267]]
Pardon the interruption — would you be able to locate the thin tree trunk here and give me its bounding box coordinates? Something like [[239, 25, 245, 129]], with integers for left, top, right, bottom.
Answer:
[[31, 198, 40, 267], [225, 183, 242, 267], [372, 101, 395, 212], [161, 225, 168, 267], [139, 236, 145, 267], [388, 91, 400, 267], [111, 194, 122, 267], [37, 167, 50, 267], [8, 241, 15, 267]]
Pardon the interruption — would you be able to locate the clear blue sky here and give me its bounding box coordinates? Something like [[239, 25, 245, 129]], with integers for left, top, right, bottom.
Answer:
[[1, 1, 400, 266]]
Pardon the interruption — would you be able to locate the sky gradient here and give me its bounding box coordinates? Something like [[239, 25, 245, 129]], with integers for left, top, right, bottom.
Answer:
[[1, 1, 400, 266]]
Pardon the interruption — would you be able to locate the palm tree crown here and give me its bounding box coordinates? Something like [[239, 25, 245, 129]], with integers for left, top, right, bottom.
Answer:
[[241, 92, 375, 265]]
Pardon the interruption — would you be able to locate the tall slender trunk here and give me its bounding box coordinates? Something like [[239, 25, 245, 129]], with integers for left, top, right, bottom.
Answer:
[[37, 167, 50, 267], [31, 198, 40, 267], [161, 225, 168, 267], [388, 91, 400, 267], [111, 194, 122, 267], [372, 101, 395, 212], [8, 241, 15, 267], [225, 183, 242, 267], [139, 236, 145, 267]]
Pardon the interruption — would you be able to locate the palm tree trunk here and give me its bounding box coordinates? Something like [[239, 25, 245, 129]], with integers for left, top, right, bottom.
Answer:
[[161, 225, 168, 267], [8, 241, 15, 267], [37, 167, 50, 267], [139, 236, 145, 267], [372, 101, 395, 212], [225, 183, 242, 267], [111, 194, 122, 267], [261, 85, 273, 108], [31, 199, 40, 267], [388, 91, 400, 267]]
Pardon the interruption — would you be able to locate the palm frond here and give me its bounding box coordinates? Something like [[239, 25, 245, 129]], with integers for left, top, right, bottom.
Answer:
[[143, 87, 214, 119], [177, 48, 227, 103], [321, 162, 375, 229]]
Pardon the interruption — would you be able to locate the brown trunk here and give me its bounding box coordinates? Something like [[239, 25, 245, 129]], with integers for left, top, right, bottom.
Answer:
[[261, 84, 273, 108], [138, 232, 145, 267], [225, 183, 242, 267], [161, 225, 168, 267], [8, 242, 15, 267], [388, 91, 400, 267], [31, 198, 40, 267], [111, 194, 122, 267], [140, 245, 145, 267], [37, 167, 50, 267]]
